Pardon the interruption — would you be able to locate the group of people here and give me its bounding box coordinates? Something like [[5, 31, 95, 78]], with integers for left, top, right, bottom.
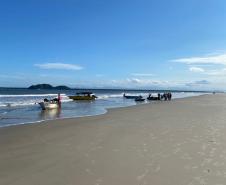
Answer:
[[162, 92, 172, 101], [148, 92, 172, 101], [43, 93, 62, 104]]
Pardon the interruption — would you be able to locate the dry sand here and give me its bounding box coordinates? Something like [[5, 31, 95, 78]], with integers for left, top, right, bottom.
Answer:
[[1, 94, 226, 185]]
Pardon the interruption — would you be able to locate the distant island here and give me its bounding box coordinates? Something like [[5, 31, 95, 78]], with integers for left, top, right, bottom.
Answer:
[[28, 84, 71, 90]]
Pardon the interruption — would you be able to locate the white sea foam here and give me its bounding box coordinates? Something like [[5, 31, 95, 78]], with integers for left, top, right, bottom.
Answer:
[[97, 93, 151, 99], [0, 94, 72, 107], [98, 94, 124, 99], [0, 94, 64, 98]]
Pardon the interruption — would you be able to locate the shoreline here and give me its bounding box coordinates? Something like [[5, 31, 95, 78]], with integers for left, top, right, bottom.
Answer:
[[1, 93, 226, 185], [0, 93, 208, 129]]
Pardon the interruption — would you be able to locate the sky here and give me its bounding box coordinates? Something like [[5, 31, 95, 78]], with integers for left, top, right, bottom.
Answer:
[[1, 0, 226, 90]]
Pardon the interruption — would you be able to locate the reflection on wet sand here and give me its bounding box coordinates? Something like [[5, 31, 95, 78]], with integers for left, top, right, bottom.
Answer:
[[39, 108, 62, 120]]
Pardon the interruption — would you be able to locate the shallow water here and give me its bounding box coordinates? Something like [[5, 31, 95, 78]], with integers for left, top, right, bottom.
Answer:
[[0, 88, 207, 127]]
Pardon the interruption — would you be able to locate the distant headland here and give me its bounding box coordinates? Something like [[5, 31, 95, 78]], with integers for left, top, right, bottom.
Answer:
[[28, 84, 71, 90]]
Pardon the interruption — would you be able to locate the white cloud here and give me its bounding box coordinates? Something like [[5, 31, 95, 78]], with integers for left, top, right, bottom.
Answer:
[[188, 66, 226, 77], [131, 73, 155, 77], [189, 67, 205, 73], [35, 63, 83, 70], [119, 78, 182, 87], [171, 53, 226, 79], [171, 53, 226, 65], [186, 80, 210, 87], [121, 78, 215, 90], [204, 68, 226, 76], [127, 78, 142, 84], [37, 77, 218, 90]]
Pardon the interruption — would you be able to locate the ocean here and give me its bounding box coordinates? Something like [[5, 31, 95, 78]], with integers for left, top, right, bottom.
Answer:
[[0, 88, 208, 127]]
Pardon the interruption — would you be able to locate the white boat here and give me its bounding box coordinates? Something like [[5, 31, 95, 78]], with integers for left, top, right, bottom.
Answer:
[[39, 94, 61, 110], [39, 101, 59, 110]]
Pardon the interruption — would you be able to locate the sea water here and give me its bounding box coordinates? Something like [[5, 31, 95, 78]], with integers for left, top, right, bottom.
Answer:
[[0, 88, 208, 127]]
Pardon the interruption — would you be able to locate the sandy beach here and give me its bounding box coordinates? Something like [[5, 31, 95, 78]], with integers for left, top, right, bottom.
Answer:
[[1, 94, 226, 185]]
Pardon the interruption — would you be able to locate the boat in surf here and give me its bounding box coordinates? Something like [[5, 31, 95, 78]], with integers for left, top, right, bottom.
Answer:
[[147, 93, 161, 101], [68, 92, 97, 101], [135, 96, 145, 102], [38, 94, 61, 110], [123, 93, 141, 99], [39, 101, 59, 110]]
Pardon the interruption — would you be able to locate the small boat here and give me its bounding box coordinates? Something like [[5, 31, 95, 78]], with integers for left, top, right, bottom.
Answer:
[[39, 101, 59, 110], [135, 96, 145, 102], [147, 96, 160, 101], [39, 94, 61, 110], [68, 92, 97, 101], [147, 93, 161, 101], [123, 93, 141, 99]]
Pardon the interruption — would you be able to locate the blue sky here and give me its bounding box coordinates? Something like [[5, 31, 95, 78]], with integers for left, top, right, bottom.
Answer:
[[1, 0, 226, 90]]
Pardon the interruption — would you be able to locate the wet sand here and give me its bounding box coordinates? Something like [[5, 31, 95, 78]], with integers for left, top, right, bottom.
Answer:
[[1, 94, 226, 185]]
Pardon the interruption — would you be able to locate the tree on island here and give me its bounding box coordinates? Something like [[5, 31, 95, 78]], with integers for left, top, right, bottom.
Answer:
[[28, 84, 71, 90]]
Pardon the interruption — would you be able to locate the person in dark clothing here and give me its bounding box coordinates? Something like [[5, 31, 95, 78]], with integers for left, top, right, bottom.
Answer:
[[163, 93, 167, 101], [158, 93, 161, 100], [169, 93, 172, 100], [167, 93, 170, 101]]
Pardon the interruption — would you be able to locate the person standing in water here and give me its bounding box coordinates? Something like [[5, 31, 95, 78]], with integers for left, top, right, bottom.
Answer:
[[168, 92, 172, 101], [158, 93, 161, 100], [58, 93, 62, 107]]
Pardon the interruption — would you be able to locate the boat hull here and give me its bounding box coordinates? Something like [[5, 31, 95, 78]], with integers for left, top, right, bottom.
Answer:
[[147, 97, 161, 101], [68, 96, 96, 101], [39, 102, 59, 110], [135, 98, 145, 102], [124, 95, 141, 99]]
